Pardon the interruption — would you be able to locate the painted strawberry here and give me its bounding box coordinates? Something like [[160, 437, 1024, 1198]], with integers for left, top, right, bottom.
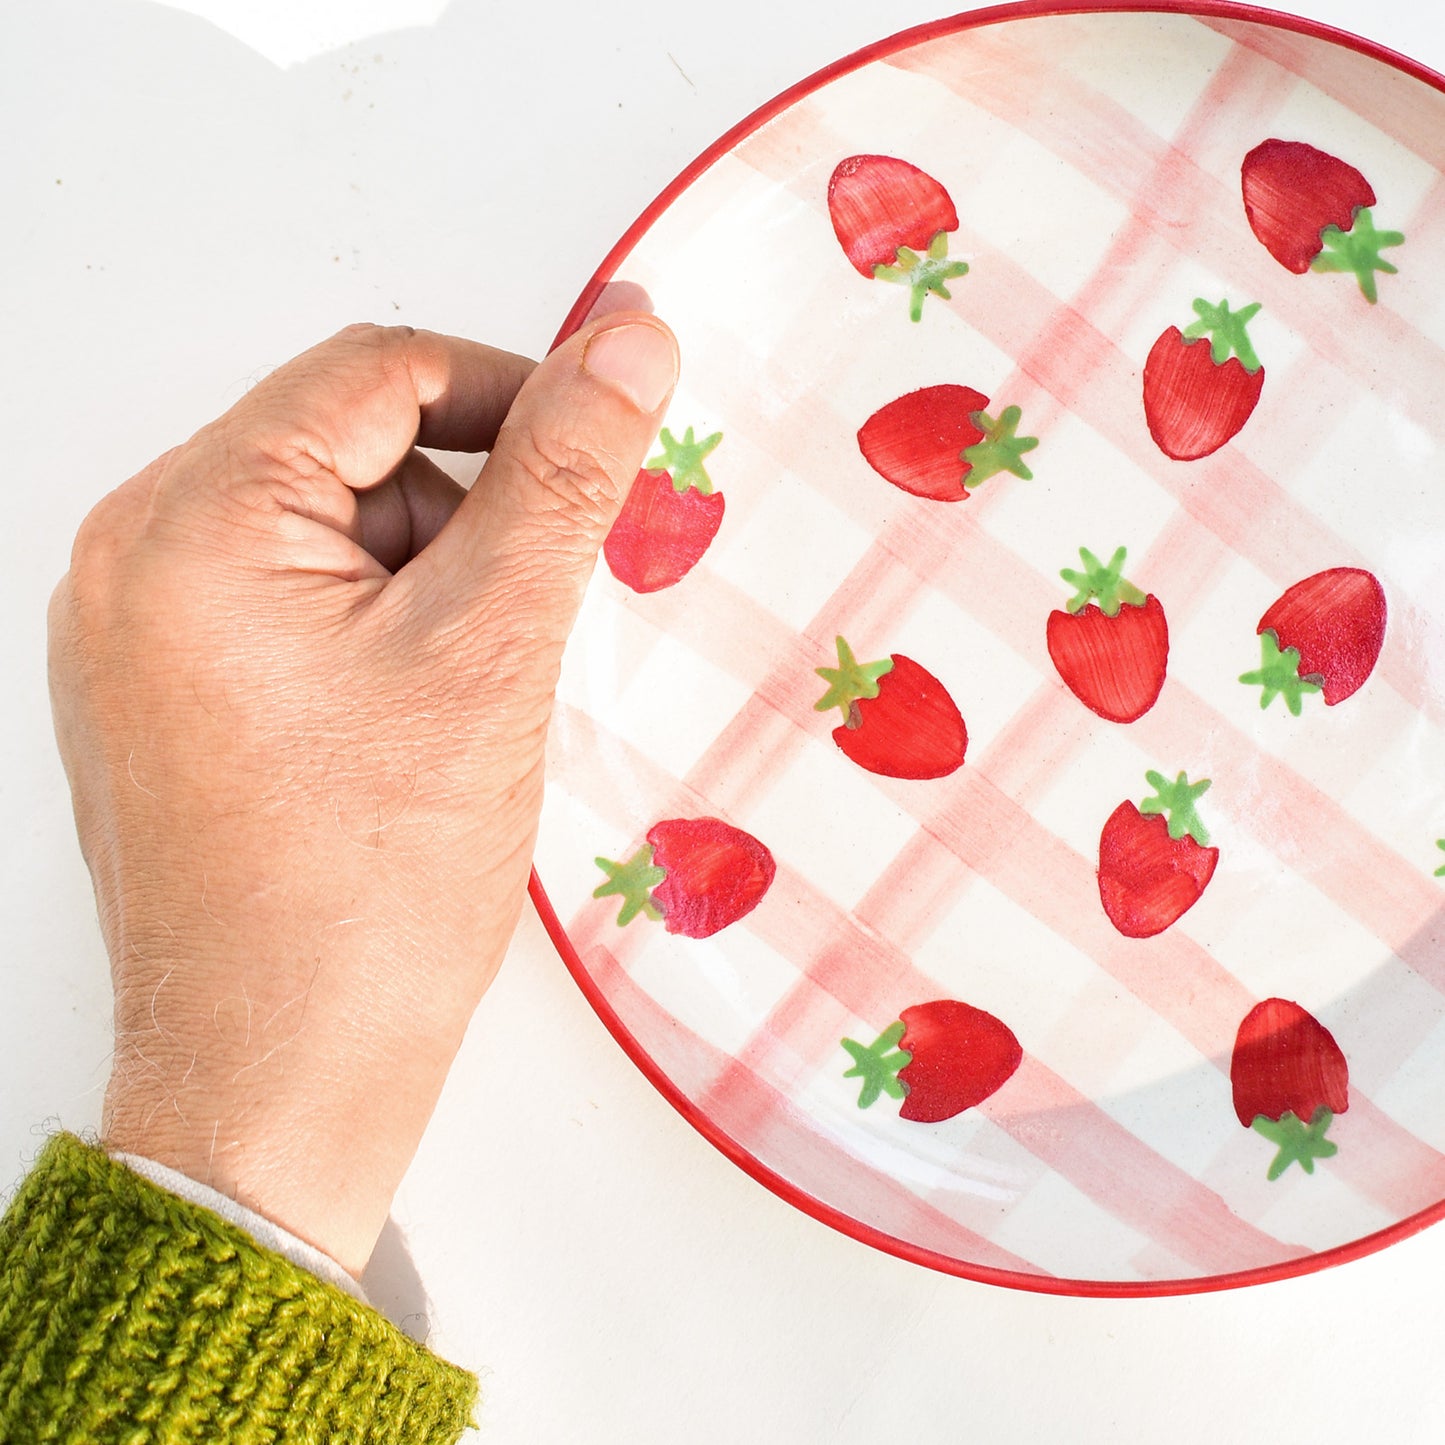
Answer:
[[1142, 297, 1264, 460], [1239, 567, 1386, 714], [814, 636, 967, 780], [594, 817, 775, 939], [841, 1000, 1022, 1123], [1241, 138, 1403, 303], [828, 154, 969, 321], [1098, 770, 1218, 938], [856, 384, 1038, 501], [1046, 546, 1168, 723], [1231, 998, 1349, 1181], [603, 426, 725, 593]]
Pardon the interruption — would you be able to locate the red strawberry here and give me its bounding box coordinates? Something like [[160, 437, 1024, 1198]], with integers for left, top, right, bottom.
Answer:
[[1098, 770, 1218, 938], [594, 817, 775, 939], [814, 636, 966, 779], [1046, 546, 1168, 723], [856, 384, 1038, 501], [1241, 138, 1403, 303], [828, 154, 969, 321], [841, 1000, 1022, 1123], [603, 426, 725, 593], [1240, 567, 1386, 713], [1231, 998, 1349, 1180], [1143, 297, 1264, 460]]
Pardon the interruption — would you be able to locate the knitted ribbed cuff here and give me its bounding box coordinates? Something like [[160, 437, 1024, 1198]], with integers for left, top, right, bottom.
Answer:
[[0, 1134, 477, 1444], [112, 1152, 369, 1304]]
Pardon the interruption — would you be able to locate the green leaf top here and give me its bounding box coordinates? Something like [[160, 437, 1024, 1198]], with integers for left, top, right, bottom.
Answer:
[[593, 844, 666, 926], [1060, 545, 1148, 617], [1239, 631, 1321, 716], [841, 1021, 912, 1110], [1182, 297, 1263, 373], [1310, 208, 1403, 304], [1252, 1108, 1339, 1181], [963, 405, 1039, 486], [1434, 839, 1445, 878], [1139, 769, 1212, 846], [646, 425, 723, 494], [814, 635, 894, 721], [873, 229, 970, 322]]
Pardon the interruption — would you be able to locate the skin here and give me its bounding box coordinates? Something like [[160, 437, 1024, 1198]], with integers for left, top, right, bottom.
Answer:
[[47, 315, 679, 1276]]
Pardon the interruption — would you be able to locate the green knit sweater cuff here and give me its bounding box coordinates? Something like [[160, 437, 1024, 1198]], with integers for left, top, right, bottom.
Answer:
[[0, 1133, 478, 1443]]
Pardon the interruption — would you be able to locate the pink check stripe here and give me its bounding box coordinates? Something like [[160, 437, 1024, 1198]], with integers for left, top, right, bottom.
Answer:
[[581, 937, 1051, 1278], [1205, 15, 1445, 167], [564, 701, 1315, 1277]]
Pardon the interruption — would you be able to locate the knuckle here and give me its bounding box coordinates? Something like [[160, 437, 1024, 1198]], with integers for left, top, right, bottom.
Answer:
[[205, 405, 338, 495], [238, 421, 337, 486], [337, 320, 419, 349], [332, 323, 423, 382], [67, 496, 121, 576], [230, 323, 429, 487], [64, 472, 149, 596], [46, 573, 79, 663], [505, 424, 625, 531]]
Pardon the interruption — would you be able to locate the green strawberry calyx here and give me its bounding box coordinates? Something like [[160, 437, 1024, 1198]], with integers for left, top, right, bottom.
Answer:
[[873, 229, 970, 323], [1060, 545, 1147, 617], [1139, 769, 1212, 846], [593, 844, 666, 926], [1435, 838, 1445, 878], [1239, 631, 1322, 716], [1310, 208, 1403, 305], [1252, 1107, 1339, 1181], [963, 405, 1039, 486], [1182, 297, 1263, 373], [840, 1021, 913, 1109], [646, 426, 723, 494], [814, 635, 894, 725]]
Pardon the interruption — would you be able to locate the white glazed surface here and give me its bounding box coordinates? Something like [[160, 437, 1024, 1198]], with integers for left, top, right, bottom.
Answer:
[[539, 8, 1445, 1289]]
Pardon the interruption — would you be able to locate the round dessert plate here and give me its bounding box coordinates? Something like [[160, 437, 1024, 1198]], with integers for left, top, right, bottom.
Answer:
[[531, 0, 1445, 1294]]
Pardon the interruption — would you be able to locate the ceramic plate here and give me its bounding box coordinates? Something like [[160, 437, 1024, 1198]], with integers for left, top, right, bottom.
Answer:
[[531, 0, 1445, 1294]]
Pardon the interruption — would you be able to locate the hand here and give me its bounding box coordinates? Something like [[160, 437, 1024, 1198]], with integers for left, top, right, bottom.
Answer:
[[48, 317, 679, 1274]]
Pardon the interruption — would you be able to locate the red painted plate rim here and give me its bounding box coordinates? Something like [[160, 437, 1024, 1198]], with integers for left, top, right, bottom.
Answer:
[[530, 0, 1445, 1298]]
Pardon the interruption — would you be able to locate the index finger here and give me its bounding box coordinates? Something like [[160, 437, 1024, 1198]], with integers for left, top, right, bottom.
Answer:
[[205, 323, 536, 493]]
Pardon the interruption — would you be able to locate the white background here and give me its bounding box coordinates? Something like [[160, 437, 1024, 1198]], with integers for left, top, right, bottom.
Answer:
[[5, 1, 1445, 1440]]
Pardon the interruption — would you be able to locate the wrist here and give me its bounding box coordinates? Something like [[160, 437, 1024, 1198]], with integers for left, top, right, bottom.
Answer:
[[100, 922, 476, 1276]]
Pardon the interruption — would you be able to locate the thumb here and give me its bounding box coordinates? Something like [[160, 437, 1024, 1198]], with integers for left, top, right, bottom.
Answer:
[[407, 312, 678, 637]]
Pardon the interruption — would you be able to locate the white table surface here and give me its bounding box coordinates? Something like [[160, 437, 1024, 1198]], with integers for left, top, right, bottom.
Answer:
[[7, 1, 1445, 1439]]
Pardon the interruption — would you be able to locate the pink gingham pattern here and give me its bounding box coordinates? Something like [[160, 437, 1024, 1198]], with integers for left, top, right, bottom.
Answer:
[[535, 6, 1445, 1290]]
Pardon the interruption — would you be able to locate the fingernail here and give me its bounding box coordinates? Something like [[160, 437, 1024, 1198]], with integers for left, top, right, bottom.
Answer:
[[582, 280, 655, 325], [582, 320, 678, 413]]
